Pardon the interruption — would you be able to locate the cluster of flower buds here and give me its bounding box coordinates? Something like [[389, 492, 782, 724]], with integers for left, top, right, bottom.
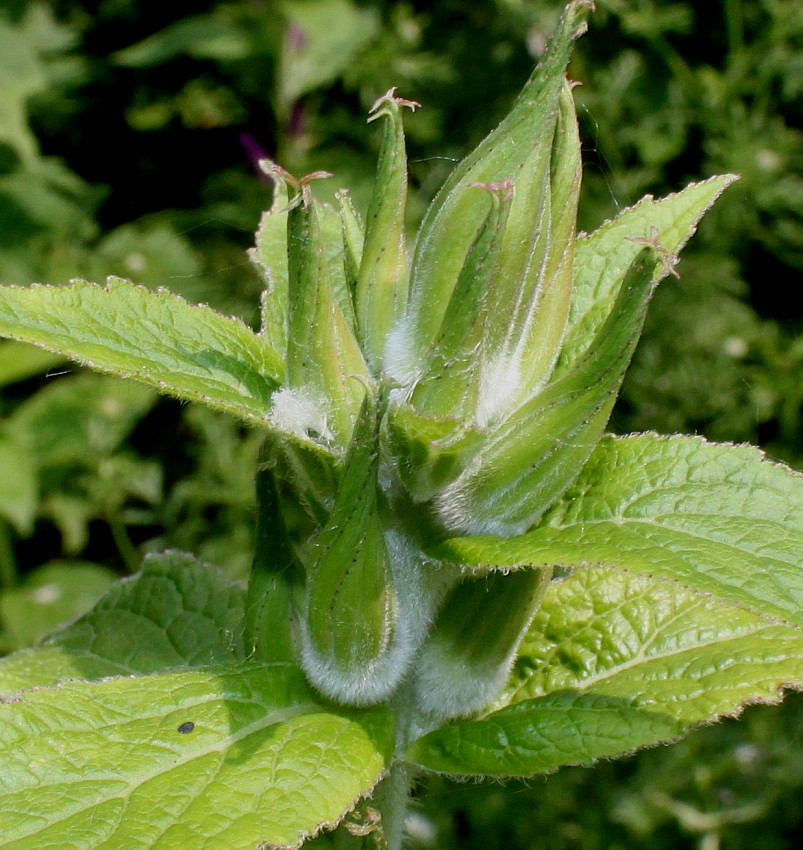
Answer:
[[250, 0, 658, 713]]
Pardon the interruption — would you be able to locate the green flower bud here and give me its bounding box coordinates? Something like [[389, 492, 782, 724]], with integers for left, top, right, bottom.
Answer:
[[357, 88, 418, 373], [478, 80, 582, 415], [336, 188, 365, 301], [387, 1, 593, 393], [412, 567, 553, 722], [410, 180, 514, 423], [301, 391, 410, 705], [282, 167, 370, 449], [244, 456, 302, 664], [385, 402, 485, 505], [436, 247, 658, 536]]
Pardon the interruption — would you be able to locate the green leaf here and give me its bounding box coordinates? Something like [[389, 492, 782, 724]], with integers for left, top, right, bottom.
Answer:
[[0, 663, 393, 849], [0, 551, 246, 693], [504, 566, 803, 720], [0, 278, 284, 424], [406, 567, 803, 777], [432, 433, 803, 627], [556, 175, 738, 376], [405, 690, 683, 777], [0, 561, 116, 651]]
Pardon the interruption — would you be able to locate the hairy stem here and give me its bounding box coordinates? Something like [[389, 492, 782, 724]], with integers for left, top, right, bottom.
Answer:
[[371, 761, 414, 850]]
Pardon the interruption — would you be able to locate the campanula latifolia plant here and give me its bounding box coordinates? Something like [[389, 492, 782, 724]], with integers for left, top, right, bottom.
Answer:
[[0, 4, 801, 848]]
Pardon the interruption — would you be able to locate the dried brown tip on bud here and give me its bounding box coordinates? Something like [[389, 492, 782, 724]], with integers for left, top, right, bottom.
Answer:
[[626, 226, 681, 278], [368, 86, 421, 120], [298, 170, 334, 185], [258, 159, 293, 183], [467, 178, 515, 201]]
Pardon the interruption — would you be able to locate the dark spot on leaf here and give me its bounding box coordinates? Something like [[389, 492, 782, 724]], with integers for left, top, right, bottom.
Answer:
[[177, 721, 195, 734]]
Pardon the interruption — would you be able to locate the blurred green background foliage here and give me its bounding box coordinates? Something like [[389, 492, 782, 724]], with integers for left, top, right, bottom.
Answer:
[[0, 1, 801, 847]]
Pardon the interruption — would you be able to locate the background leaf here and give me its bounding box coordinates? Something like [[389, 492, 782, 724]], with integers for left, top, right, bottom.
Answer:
[[0, 551, 245, 692], [7, 372, 156, 464], [278, 0, 379, 106], [0, 341, 65, 387], [0, 560, 116, 652], [0, 433, 36, 534]]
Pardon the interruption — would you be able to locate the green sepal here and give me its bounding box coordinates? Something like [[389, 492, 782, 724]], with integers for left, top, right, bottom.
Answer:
[[285, 174, 370, 448], [411, 567, 552, 723], [262, 420, 340, 530], [411, 180, 513, 422], [337, 188, 366, 298], [401, 1, 592, 370], [318, 198, 358, 331], [251, 167, 290, 356], [385, 402, 486, 504], [357, 88, 417, 372], [244, 452, 302, 664], [489, 81, 582, 408], [435, 247, 657, 536], [301, 391, 407, 705]]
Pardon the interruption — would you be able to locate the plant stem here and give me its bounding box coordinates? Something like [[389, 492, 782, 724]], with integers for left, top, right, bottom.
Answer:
[[108, 513, 140, 574], [371, 761, 414, 850]]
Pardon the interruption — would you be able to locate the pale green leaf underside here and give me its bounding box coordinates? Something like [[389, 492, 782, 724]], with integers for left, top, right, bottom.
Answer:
[[557, 175, 737, 375], [405, 689, 683, 777], [0, 552, 246, 693], [0, 663, 393, 850], [433, 433, 803, 627], [0, 278, 283, 423], [406, 567, 803, 777]]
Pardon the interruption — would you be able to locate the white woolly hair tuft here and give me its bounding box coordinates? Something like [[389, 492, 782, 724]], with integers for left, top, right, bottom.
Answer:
[[266, 386, 332, 443], [434, 467, 532, 538], [476, 350, 521, 428], [383, 315, 423, 388]]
